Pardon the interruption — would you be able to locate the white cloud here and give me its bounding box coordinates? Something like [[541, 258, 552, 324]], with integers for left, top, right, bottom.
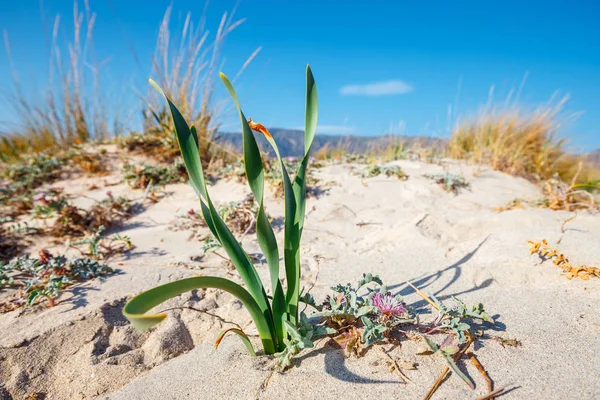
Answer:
[[340, 80, 413, 96]]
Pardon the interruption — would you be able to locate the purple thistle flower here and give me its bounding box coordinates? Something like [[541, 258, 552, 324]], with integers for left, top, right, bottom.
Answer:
[[373, 292, 405, 317], [33, 193, 46, 201]]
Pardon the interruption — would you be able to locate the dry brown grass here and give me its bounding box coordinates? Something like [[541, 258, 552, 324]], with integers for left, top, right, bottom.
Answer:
[[1, 1, 124, 162], [448, 98, 600, 183], [2, 3, 252, 168], [134, 6, 259, 168], [527, 239, 600, 280]]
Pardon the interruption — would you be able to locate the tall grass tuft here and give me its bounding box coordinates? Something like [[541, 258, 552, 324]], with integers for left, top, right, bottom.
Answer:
[[448, 98, 599, 183], [138, 5, 260, 167], [1, 1, 123, 161]]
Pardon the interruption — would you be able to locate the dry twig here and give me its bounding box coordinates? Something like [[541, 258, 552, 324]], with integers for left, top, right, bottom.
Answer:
[[380, 347, 415, 384]]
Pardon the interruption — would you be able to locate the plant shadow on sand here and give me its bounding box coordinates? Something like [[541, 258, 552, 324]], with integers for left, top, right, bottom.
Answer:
[[59, 269, 125, 311], [388, 235, 507, 332], [121, 247, 169, 260], [391, 236, 494, 304], [292, 343, 397, 384]]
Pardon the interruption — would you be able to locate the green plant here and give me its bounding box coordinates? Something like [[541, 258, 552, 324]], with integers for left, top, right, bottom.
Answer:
[[122, 162, 185, 189], [68, 226, 133, 260], [47, 192, 134, 237], [361, 164, 408, 180], [123, 66, 318, 355], [0, 250, 113, 308], [202, 236, 223, 254], [136, 5, 258, 169], [3, 153, 63, 192], [30, 189, 70, 218], [425, 172, 470, 194], [268, 274, 494, 378]]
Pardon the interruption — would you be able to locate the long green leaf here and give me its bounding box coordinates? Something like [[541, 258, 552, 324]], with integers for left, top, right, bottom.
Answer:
[[248, 122, 300, 325], [150, 80, 277, 347], [220, 73, 286, 349], [293, 65, 318, 235], [148, 80, 208, 201], [205, 198, 278, 343], [122, 276, 276, 354], [442, 352, 475, 390]]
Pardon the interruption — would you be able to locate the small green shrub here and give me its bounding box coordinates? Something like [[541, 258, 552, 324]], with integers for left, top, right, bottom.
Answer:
[[271, 273, 493, 380], [0, 249, 113, 309], [425, 172, 470, 194], [48, 192, 134, 237], [361, 164, 408, 180], [122, 162, 186, 189]]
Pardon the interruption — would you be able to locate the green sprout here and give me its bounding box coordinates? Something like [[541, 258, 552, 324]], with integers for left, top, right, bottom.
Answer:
[[122, 65, 318, 355]]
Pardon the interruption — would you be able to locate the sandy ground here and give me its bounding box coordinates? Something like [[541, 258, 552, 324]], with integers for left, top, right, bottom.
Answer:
[[1, 155, 599, 399]]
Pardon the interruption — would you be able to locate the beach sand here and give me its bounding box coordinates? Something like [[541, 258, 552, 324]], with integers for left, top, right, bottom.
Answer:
[[1, 152, 599, 399]]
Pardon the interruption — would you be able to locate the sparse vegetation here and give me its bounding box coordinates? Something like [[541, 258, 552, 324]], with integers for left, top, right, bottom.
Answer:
[[272, 273, 496, 396], [264, 157, 323, 198], [68, 148, 110, 175], [122, 162, 186, 189], [496, 169, 598, 212], [218, 196, 261, 235], [170, 197, 265, 240], [118, 68, 504, 400], [215, 159, 247, 183], [0, 1, 125, 160], [1, 153, 63, 193], [130, 5, 259, 170], [48, 192, 135, 237], [0, 249, 113, 310], [541, 173, 596, 211], [67, 226, 133, 260], [361, 164, 408, 180], [425, 172, 470, 194], [448, 100, 600, 184], [0, 5, 595, 400]]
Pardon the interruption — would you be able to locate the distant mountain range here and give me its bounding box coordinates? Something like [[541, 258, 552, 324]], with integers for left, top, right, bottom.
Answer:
[[216, 129, 600, 166], [587, 149, 600, 168], [215, 128, 446, 158]]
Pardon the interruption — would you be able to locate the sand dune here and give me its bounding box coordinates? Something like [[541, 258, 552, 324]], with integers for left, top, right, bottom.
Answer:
[[1, 155, 599, 399]]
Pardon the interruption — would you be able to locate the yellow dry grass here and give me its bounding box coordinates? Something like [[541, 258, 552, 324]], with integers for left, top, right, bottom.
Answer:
[[1, 1, 120, 162], [1, 3, 255, 167], [448, 99, 600, 184]]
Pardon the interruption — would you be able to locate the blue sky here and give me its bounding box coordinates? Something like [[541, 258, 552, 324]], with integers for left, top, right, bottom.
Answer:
[[1, 0, 599, 151]]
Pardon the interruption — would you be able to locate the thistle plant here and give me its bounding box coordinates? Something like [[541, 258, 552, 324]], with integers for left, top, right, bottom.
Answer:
[[123, 66, 318, 355]]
